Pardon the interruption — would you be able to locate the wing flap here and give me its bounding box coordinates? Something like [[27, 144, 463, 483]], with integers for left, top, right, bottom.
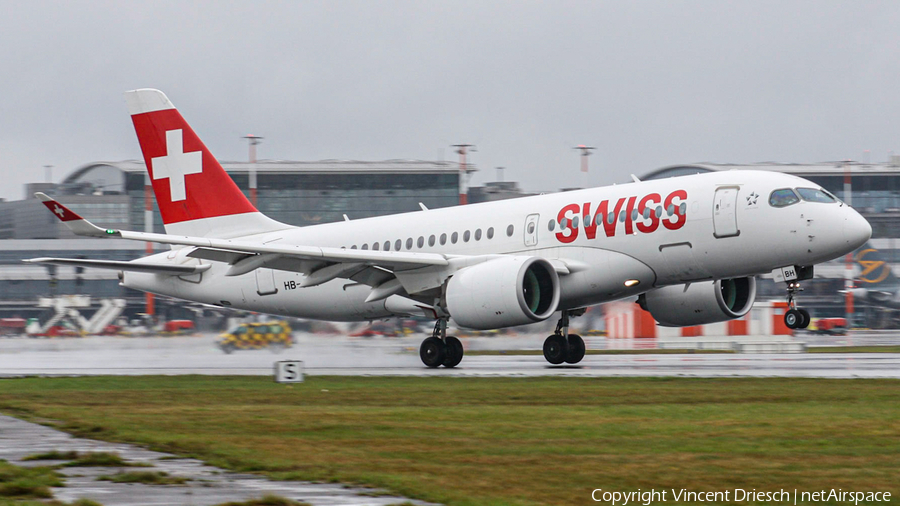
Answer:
[[23, 257, 211, 275]]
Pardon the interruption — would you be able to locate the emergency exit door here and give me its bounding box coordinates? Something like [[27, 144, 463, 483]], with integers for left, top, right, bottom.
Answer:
[[713, 187, 739, 238], [256, 268, 278, 295]]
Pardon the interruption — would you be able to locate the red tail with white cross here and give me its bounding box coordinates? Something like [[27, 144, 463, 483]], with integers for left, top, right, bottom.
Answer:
[[125, 89, 284, 238]]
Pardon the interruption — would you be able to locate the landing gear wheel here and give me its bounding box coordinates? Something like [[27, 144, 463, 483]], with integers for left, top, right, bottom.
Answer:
[[420, 337, 446, 368], [565, 334, 585, 364], [798, 309, 811, 329], [784, 309, 802, 329], [442, 336, 464, 368], [543, 334, 568, 365]]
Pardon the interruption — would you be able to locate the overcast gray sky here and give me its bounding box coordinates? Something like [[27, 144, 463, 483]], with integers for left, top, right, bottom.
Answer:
[[1, 1, 899, 201]]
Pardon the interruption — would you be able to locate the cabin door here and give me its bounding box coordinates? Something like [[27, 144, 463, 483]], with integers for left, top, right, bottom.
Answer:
[[524, 213, 540, 246], [713, 187, 739, 238]]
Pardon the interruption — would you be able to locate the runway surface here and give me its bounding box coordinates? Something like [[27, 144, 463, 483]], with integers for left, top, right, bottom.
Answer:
[[1, 332, 899, 378]]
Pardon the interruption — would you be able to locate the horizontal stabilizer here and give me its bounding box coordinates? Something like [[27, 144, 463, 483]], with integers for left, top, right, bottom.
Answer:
[[23, 257, 211, 275]]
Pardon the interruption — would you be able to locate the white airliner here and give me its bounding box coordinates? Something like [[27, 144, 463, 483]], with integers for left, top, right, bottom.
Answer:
[[26, 89, 872, 367]]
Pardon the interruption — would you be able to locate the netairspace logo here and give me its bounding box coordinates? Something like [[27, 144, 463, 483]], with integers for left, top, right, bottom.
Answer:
[[591, 488, 892, 505]]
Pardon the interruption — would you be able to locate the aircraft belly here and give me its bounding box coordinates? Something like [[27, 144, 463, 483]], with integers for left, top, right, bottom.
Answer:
[[124, 269, 392, 321], [238, 275, 393, 321], [556, 247, 656, 309]]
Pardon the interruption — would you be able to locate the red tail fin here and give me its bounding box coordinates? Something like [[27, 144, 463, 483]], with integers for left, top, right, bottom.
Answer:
[[125, 89, 284, 237]]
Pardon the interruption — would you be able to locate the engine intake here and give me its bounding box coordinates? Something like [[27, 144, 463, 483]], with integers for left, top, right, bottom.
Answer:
[[641, 277, 756, 327], [446, 256, 560, 329]]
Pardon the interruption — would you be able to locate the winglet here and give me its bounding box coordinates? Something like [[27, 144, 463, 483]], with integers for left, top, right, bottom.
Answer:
[[35, 193, 118, 238]]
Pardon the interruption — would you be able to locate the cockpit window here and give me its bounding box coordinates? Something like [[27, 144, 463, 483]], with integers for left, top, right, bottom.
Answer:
[[769, 188, 800, 207], [796, 187, 837, 203]]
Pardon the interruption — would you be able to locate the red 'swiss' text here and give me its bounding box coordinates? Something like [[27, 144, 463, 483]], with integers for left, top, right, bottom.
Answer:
[[555, 189, 688, 244]]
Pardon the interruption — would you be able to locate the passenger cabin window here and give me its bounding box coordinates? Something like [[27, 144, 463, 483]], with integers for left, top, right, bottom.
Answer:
[[406, 238, 413, 250], [428, 235, 436, 246], [548, 220, 556, 231], [372, 242, 380, 251], [440, 233, 447, 245], [796, 187, 837, 203], [769, 188, 800, 207], [384, 241, 391, 251], [487, 227, 494, 239], [475, 229, 482, 240], [451, 232, 459, 244], [395, 239, 402, 251], [507, 224, 514, 236]]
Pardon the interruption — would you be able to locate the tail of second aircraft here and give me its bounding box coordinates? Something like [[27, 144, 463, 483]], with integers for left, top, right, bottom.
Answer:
[[125, 89, 287, 238], [854, 244, 898, 287]]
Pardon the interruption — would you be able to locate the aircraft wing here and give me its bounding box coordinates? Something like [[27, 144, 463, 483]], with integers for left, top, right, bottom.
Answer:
[[32, 193, 580, 298], [34, 192, 450, 268], [22, 257, 211, 275]]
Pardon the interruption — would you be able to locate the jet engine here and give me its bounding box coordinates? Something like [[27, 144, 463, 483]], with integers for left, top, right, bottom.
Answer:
[[640, 277, 756, 327], [445, 256, 560, 329]]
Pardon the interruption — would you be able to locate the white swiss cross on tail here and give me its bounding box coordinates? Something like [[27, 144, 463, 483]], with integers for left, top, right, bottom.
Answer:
[[151, 129, 202, 202]]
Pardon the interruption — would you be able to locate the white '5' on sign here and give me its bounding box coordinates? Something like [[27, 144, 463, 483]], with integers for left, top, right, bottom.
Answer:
[[275, 360, 304, 383]]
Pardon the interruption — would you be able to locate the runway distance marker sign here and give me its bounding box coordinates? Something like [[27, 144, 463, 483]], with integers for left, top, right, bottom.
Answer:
[[274, 360, 304, 383]]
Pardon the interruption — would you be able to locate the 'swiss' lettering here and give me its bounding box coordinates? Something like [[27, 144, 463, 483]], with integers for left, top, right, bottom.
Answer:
[[555, 189, 688, 243]]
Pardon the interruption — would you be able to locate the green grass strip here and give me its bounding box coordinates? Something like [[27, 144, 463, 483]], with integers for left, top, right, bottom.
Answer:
[[0, 376, 898, 506]]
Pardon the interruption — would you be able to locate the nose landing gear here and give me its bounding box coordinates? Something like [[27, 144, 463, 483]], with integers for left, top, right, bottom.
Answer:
[[420, 319, 464, 368], [543, 309, 586, 365], [784, 281, 810, 330]]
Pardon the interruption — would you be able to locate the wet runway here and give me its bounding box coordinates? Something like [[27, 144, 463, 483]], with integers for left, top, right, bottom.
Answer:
[[0, 414, 437, 506], [1, 332, 899, 378]]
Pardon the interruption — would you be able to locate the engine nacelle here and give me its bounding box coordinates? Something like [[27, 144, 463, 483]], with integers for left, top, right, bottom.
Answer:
[[446, 256, 560, 329], [641, 277, 756, 327]]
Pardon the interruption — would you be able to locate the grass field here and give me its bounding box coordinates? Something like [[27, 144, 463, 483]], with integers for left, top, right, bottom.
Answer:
[[0, 376, 898, 506], [807, 345, 900, 353]]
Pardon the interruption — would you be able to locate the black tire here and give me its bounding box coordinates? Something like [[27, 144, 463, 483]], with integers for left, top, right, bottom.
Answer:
[[543, 334, 568, 365], [565, 334, 586, 364], [798, 309, 811, 329], [443, 336, 464, 368], [420, 337, 446, 368], [784, 309, 801, 329]]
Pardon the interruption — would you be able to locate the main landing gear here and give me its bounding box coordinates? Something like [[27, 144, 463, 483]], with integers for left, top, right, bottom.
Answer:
[[420, 319, 464, 368], [543, 309, 586, 365], [784, 281, 810, 330]]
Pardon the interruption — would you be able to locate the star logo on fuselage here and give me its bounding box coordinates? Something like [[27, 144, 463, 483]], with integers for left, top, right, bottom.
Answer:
[[746, 192, 759, 206]]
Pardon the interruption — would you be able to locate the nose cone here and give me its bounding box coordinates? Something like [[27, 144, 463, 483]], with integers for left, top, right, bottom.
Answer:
[[842, 208, 872, 251]]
